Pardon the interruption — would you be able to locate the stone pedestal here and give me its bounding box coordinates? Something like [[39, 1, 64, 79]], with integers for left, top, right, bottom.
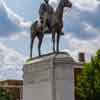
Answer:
[[23, 53, 75, 100]]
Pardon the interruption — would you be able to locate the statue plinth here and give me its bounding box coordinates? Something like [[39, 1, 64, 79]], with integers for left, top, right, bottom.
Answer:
[[23, 52, 75, 100]]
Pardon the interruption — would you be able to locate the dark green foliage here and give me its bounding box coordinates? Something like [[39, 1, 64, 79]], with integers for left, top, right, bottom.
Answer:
[[0, 87, 15, 100], [76, 50, 100, 100]]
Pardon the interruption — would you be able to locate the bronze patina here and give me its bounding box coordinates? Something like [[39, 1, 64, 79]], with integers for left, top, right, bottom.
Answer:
[[30, 0, 72, 58]]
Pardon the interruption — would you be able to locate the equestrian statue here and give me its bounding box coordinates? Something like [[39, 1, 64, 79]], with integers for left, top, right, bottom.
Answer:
[[30, 0, 72, 58]]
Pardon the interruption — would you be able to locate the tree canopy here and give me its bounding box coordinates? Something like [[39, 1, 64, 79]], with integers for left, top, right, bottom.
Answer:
[[0, 87, 15, 100], [76, 50, 100, 100]]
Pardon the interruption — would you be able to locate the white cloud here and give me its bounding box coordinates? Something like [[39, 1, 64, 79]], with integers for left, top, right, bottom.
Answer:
[[62, 33, 100, 62], [50, 0, 100, 11], [73, 0, 99, 11], [0, 0, 31, 38], [5, 3, 32, 29], [0, 42, 25, 80]]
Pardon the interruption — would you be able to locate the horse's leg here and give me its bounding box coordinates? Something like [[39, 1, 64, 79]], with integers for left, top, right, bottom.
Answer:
[[52, 32, 55, 53], [38, 33, 44, 56], [30, 31, 36, 58], [30, 37, 34, 58], [57, 32, 60, 53]]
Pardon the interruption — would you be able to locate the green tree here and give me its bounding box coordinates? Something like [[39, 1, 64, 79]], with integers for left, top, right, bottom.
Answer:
[[76, 50, 100, 100], [0, 87, 15, 100]]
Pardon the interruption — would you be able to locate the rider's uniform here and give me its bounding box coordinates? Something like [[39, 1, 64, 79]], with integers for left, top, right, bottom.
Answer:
[[39, 2, 53, 31]]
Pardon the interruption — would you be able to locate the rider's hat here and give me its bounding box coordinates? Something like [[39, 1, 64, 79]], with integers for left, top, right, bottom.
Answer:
[[44, 0, 49, 3]]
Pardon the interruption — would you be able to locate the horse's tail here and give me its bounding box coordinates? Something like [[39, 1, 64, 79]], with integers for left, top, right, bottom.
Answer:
[[30, 20, 38, 32], [30, 20, 38, 37]]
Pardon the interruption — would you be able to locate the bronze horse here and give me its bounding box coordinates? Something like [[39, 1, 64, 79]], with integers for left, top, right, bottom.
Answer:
[[30, 0, 72, 58], [49, 0, 72, 53]]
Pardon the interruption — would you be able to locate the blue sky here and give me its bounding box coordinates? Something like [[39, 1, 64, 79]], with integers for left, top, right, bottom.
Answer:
[[0, 0, 100, 80]]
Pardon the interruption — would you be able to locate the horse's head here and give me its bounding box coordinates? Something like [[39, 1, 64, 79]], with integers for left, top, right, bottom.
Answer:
[[63, 0, 72, 8]]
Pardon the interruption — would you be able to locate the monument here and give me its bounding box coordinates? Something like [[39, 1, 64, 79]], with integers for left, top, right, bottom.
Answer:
[[23, 53, 75, 100], [30, 0, 72, 57], [23, 0, 73, 100]]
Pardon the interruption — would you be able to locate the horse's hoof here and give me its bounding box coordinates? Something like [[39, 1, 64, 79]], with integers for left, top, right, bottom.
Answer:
[[56, 51, 59, 54], [39, 54, 42, 57], [27, 58, 32, 62], [53, 49, 55, 53]]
